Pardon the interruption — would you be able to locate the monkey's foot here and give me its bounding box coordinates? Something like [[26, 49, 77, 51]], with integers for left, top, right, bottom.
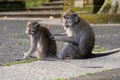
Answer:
[[15, 58, 24, 61], [23, 53, 29, 60]]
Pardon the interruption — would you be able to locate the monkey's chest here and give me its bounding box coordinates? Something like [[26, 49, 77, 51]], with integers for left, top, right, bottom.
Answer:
[[66, 29, 76, 37], [37, 38, 48, 51], [37, 38, 43, 51]]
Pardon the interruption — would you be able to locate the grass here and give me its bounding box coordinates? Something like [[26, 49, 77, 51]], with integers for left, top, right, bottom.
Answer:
[[4, 58, 39, 66]]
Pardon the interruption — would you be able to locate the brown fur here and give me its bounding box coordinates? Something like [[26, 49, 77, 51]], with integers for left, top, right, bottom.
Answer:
[[24, 21, 57, 59]]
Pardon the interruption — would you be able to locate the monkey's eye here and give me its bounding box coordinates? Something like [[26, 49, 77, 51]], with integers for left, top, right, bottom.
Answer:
[[28, 28, 35, 31], [64, 16, 70, 19]]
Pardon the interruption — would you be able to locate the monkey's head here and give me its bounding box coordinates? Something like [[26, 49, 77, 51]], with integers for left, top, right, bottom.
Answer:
[[63, 8, 80, 30], [26, 21, 40, 35]]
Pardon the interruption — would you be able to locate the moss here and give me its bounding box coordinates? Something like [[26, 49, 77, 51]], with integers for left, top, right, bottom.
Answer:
[[93, 45, 107, 52], [102, 4, 111, 13], [18, 41, 24, 46], [4, 58, 39, 66], [79, 14, 120, 24], [55, 78, 65, 80], [79, 74, 84, 77], [64, 5, 93, 13], [86, 72, 93, 75]]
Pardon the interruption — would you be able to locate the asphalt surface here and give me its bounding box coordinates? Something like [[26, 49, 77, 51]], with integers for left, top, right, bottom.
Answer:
[[0, 18, 120, 80]]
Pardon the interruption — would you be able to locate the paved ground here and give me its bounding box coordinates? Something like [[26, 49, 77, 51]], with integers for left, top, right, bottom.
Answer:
[[0, 18, 120, 80]]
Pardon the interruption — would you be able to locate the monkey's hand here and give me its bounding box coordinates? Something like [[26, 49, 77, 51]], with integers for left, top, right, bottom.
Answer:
[[15, 53, 28, 61], [23, 53, 29, 60]]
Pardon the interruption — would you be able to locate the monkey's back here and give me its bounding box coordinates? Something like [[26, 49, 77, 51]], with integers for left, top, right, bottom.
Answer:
[[40, 26, 57, 56]]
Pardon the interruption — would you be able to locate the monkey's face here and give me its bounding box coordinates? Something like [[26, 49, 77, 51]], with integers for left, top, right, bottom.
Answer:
[[26, 21, 40, 35], [63, 13, 80, 30], [63, 15, 73, 29]]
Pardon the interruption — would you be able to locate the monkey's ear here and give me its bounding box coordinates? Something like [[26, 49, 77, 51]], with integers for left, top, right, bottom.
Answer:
[[34, 22, 40, 28], [72, 13, 80, 24], [63, 8, 74, 17]]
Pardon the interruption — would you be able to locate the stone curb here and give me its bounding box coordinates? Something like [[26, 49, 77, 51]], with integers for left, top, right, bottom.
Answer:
[[69, 68, 120, 80], [0, 17, 120, 26]]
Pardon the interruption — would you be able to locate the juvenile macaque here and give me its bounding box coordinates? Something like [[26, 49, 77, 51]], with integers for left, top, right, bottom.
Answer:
[[52, 8, 120, 59], [23, 21, 57, 60]]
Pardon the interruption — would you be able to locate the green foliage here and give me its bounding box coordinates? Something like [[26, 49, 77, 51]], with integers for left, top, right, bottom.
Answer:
[[25, 0, 50, 8], [4, 58, 39, 66]]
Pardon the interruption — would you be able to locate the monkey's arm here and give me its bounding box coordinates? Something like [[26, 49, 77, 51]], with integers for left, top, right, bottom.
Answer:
[[52, 33, 66, 36], [50, 33, 66, 40], [54, 36, 78, 44], [23, 37, 37, 59]]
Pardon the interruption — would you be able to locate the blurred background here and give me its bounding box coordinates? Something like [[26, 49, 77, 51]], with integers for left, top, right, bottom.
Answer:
[[0, 0, 120, 23]]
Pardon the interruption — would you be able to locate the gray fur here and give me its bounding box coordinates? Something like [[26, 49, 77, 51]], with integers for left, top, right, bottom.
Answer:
[[53, 9, 120, 59]]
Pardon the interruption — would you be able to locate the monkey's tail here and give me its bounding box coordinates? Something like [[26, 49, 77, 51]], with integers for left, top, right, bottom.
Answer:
[[91, 48, 120, 58]]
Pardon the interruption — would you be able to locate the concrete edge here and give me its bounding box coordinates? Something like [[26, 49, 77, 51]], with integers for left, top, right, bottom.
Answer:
[[0, 17, 120, 27], [69, 68, 120, 80]]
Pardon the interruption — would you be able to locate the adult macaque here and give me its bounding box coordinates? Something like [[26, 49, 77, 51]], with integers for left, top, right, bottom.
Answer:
[[52, 8, 120, 59], [23, 21, 57, 60]]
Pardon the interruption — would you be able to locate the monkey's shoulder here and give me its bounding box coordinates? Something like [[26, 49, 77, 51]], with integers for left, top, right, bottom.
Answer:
[[40, 26, 50, 32], [39, 26, 52, 37]]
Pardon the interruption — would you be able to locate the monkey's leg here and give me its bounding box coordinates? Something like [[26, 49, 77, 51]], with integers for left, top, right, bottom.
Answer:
[[23, 36, 38, 59], [78, 39, 94, 58], [69, 44, 81, 59], [31, 49, 47, 59], [58, 43, 81, 59]]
